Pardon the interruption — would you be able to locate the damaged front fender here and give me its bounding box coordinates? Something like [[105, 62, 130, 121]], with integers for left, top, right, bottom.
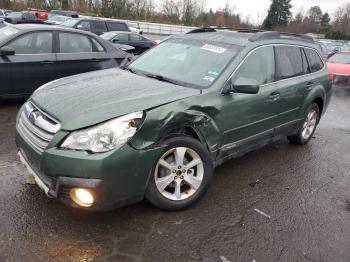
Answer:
[[129, 94, 222, 154]]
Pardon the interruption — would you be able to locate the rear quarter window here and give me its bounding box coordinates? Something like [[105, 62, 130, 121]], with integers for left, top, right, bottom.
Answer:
[[275, 45, 305, 80], [304, 48, 324, 72]]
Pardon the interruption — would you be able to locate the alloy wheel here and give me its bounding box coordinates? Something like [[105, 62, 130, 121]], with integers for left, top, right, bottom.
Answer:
[[154, 147, 204, 201], [301, 109, 317, 140]]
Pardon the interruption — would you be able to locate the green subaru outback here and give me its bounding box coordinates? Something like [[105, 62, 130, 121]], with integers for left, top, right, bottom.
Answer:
[[16, 28, 332, 211]]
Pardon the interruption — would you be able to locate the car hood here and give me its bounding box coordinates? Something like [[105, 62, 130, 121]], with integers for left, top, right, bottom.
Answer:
[[326, 62, 350, 75], [31, 68, 199, 131]]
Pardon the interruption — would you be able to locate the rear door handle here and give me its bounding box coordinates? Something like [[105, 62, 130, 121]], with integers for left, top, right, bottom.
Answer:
[[40, 60, 54, 65], [269, 92, 280, 100], [90, 58, 101, 62]]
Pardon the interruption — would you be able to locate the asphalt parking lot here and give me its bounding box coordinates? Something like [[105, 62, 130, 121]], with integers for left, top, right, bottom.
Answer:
[[0, 85, 350, 262]]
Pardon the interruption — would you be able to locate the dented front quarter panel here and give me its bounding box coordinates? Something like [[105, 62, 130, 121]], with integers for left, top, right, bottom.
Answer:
[[129, 90, 224, 154]]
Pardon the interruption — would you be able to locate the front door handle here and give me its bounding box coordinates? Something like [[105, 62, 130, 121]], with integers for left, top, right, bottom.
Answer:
[[89, 58, 100, 62], [268, 92, 280, 101]]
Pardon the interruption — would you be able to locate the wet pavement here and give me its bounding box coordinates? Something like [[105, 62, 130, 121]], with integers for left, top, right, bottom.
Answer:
[[0, 86, 350, 262]]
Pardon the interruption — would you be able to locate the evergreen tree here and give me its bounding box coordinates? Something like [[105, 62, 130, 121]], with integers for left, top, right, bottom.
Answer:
[[321, 12, 331, 33], [263, 0, 292, 29]]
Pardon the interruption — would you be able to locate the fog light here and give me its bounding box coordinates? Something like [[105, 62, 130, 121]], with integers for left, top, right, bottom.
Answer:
[[70, 188, 94, 207]]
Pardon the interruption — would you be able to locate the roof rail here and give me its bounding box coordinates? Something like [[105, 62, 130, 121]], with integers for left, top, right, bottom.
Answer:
[[186, 27, 315, 43], [186, 27, 216, 34], [249, 31, 314, 43], [215, 27, 265, 33], [279, 32, 314, 42]]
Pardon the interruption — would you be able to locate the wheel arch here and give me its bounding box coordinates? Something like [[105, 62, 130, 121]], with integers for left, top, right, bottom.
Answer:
[[299, 85, 326, 122]]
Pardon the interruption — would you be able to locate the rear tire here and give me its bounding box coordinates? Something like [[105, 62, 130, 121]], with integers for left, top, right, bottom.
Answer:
[[288, 103, 320, 145], [145, 136, 213, 211]]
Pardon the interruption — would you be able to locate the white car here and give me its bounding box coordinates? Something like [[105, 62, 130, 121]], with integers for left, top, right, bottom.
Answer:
[[127, 21, 143, 34]]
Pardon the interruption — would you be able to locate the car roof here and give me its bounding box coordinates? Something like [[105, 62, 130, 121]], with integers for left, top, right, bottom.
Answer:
[[105, 31, 134, 34], [7, 23, 98, 37]]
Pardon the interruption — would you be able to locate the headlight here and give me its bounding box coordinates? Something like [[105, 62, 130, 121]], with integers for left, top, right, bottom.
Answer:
[[60, 111, 144, 153]]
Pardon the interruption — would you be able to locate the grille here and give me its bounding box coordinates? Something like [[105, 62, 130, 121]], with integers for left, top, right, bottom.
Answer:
[[17, 102, 61, 153]]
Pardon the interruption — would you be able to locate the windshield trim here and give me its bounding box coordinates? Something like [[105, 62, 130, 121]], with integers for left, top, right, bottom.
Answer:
[[128, 38, 241, 90]]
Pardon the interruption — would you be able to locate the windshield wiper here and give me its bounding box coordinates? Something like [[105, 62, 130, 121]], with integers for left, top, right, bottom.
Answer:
[[121, 66, 137, 74], [144, 73, 181, 85]]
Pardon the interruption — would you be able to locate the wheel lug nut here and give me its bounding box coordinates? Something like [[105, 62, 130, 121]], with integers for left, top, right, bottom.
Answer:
[[172, 170, 176, 173], [182, 169, 186, 173], [178, 165, 181, 169], [180, 176, 184, 179]]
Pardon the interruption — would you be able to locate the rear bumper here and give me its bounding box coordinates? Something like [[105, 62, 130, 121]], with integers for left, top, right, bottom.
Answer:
[[332, 74, 350, 85]]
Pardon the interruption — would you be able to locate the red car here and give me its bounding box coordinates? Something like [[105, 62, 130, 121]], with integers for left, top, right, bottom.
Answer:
[[25, 8, 48, 21], [327, 52, 350, 84]]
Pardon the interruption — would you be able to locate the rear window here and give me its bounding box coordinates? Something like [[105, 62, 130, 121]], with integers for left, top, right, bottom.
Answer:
[[304, 48, 324, 72], [106, 21, 129, 31], [328, 53, 350, 64], [275, 46, 305, 80]]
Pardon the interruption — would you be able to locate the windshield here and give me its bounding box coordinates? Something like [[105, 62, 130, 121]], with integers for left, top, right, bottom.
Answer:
[[128, 38, 240, 89], [0, 26, 19, 43], [50, 15, 67, 22], [100, 32, 116, 41], [61, 18, 79, 27], [328, 53, 350, 64], [7, 12, 21, 18]]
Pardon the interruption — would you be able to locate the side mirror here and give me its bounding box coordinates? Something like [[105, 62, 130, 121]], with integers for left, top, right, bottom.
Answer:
[[223, 77, 260, 95], [234, 84, 260, 94], [113, 38, 119, 43], [0, 46, 15, 56]]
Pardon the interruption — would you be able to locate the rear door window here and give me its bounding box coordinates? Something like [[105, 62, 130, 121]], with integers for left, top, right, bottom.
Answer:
[[7, 32, 53, 54], [77, 21, 91, 31], [91, 21, 107, 31], [275, 45, 305, 80], [59, 32, 93, 53], [304, 48, 324, 72], [106, 21, 129, 31], [232, 46, 275, 86]]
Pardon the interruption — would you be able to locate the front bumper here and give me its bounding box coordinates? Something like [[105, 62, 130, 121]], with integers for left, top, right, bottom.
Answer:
[[16, 130, 162, 211]]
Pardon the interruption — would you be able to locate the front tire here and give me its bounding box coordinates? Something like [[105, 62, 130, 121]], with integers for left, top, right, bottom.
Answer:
[[288, 103, 320, 145], [145, 136, 213, 211]]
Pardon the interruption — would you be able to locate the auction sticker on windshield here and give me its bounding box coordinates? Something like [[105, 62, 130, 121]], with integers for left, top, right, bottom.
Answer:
[[201, 44, 227, 54]]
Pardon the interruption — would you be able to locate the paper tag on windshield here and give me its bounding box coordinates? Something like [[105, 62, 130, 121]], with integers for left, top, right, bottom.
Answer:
[[201, 44, 227, 54]]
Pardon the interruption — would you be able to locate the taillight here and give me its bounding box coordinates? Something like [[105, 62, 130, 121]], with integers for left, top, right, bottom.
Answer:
[[151, 40, 157, 46], [127, 56, 133, 62], [329, 73, 334, 81]]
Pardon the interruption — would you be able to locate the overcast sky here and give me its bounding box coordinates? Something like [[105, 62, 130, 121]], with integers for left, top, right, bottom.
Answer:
[[170, 0, 348, 24], [204, 0, 346, 24]]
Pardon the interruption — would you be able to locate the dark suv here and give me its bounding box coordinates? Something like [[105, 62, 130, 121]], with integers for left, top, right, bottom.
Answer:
[[61, 18, 130, 35], [16, 28, 332, 211]]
